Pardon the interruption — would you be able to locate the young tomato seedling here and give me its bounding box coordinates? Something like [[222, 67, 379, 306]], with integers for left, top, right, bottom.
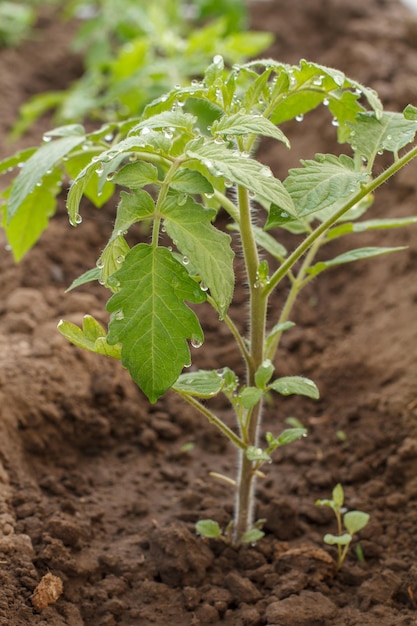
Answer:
[[2, 58, 417, 544], [316, 483, 370, 570]]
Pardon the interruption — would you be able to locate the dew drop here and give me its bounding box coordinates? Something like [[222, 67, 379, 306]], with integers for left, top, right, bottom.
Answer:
[[261, 166, 272, 177], [98, 278, 106, 286], [191, 336, 203, 348], [377, 149, 384, 155], [177, 194, 187, 206], [96, 259, 105, 269], [116, 255, 125, 264], [313, 75, 324, 86], [182, 256, 189, 265], [331, 117, 339, 127], [114, 310, 124, 320], [75, 213, 83, 224], [204, 192, 214, 199], [164, 127, 174, 139], [104, 132, 114, 142], [213, 54, 224, 67], [200, 282, 209, 292], [106, 172, 114, 181], [42, 134, 52, 142], [295, 114, 304, 122], [240, 151, 250, 158], [141, 126, 151, 135], [248, 190, 256, 199], [323, 97, 330, 106], [17, 162, 24, 168], [224, 180, 233, 188]]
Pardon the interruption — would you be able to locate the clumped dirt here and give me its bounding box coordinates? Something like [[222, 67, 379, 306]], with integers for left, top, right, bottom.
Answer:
[[1, 1, 417, 624]]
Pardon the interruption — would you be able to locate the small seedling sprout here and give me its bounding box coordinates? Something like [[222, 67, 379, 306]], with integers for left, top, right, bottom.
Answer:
[[316, 483, 370, 569]]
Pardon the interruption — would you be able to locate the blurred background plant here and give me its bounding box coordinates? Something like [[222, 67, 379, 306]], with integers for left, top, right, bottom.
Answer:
[[10, 0, 273, 138]]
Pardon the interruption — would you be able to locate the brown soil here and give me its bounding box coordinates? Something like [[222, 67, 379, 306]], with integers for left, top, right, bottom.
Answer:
[[1, 1, 417, 624]]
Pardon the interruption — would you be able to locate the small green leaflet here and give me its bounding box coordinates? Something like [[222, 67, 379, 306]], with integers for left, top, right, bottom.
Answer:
[[98, 235, 130, 288], [7, 134, 85, 222], [113, 161, 159, 188], [212, 113, 290, 147], [173, 370, 224, 398], [106, 244, 206, 403], [186, 140, 295, 216], [273, 154, 369, 227], [348, 111, 417, 161], [113, 190, 155, 236], [170, 169, 213, 195], [324, 533, 351, 546], [162, 195, 234, 317], [307, 246, 407, 278], [66, 267, 101, 292], [327, 216, 417, 241], [128, 110, 196, 135], [343, 511, 370, 535], [57, 315, 122, 359], [238, 387, 263, 409], [196, 519, 222, 539], [268, 376, 319, 399]]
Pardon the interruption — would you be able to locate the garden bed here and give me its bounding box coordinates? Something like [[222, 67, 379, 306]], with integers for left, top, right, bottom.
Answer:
[[1, 1, 417, 624]]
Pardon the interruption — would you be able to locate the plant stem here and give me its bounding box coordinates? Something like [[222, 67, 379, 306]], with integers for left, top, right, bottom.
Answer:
[[233, 184, 268, 541]]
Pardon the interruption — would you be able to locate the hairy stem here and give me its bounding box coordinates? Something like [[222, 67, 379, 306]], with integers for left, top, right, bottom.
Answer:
[[233, 184, 268, 541]]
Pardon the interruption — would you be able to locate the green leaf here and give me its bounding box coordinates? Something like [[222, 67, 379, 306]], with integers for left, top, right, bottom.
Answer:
[[113, 161, 159, 188], [327, 216, 417, 240], [266, 428, 307, 450], [343, 511, 370, 535], [7, 134, 85, 221], [98, 235, 130, 287], [254, 359, 274, 389], [403, 104, 417, 121], [128, 110, 197, 135], [227, 224, 287, 259], [66, 267, 101, 292], [240, 528, 265, 544], [57, 316, 122, 359], [186, 140, 295, 215], [113, 189, 155, 236], [266, 321, 295, 343], [3, 168, 62, 261], [324, 533, 352, 546], [239, 387, 263, 409], [268, 376, 319, 400], [173, 370, 224, 398], [212, 113, 290, 147], [106, 244, 206, 403], [170, 169, 213, 195], [348, 111, 417, 160], [307, 246, 407, 278], [162, 194, 234, 317], [246, 446, 271, 462], [280, 154, 369, 225], [332, 483, 344, 509], [65, 152, 115, 208], [195, 519, 222, 539]]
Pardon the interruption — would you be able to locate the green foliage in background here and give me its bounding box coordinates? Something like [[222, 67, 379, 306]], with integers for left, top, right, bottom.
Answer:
[[11, 0, 272, 137]]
